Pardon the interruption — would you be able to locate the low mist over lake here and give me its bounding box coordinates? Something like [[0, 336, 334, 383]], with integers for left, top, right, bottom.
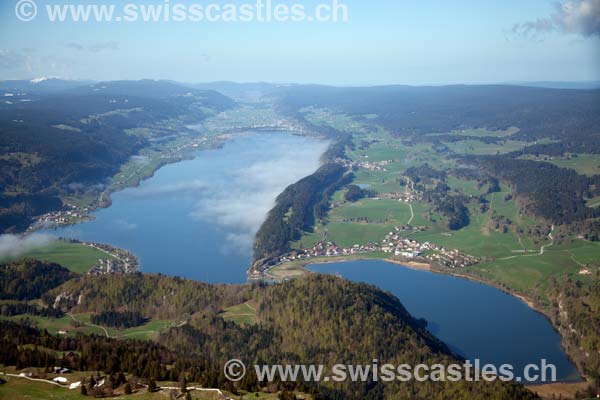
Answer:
[[45, 132, 329, 283]]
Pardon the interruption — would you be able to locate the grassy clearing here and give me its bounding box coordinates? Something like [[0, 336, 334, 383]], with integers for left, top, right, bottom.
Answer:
[[293, 221, 394, 250], [331, 199, 413, 224], [220, 302, 258, 325], [323, 222, 394, 248], [1, 313, 174, 341], [0, 373, 308, 400], [1, 314, 105, 338], [302, 107, 367, 133], [352, 170, 402, 193], [426, 127, 519, 138], [446, 176, 484, 196], [110, 154, 173, 192], [445, 139, 528, 155], [469, 239, 598, 294], [0, 375, 84, 400], [520, 154, 600, 177], [452, 127, 520, 137], [2, 241, 112, 274], [586, 196, 600, 208], [292, 223, 327, 249], [350, 142, 456, 172]]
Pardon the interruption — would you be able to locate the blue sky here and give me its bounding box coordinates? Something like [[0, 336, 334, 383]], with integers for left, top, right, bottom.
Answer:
[[0, 0, 599, 84]]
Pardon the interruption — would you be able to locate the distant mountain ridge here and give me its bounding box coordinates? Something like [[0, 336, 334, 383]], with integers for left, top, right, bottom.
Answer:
[[0, 79, 236, 233], [0, 78, 94, 93]]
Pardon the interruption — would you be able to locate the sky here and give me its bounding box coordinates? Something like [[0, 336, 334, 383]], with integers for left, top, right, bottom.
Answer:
[[0, 0, 599, 84]]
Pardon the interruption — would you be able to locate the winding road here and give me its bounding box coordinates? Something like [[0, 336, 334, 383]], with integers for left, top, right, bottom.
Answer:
[[407, 203, 415, 225], [499, 225, 554, 260]]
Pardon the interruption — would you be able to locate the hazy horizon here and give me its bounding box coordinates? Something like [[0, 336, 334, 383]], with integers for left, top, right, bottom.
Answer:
[[3, 77, 600, 89], [1, 0, 599, 84]]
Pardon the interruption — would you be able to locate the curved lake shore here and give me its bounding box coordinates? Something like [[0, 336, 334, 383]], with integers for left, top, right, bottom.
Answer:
[[308, 258, 581, 383], [43, 132, 330, 283]]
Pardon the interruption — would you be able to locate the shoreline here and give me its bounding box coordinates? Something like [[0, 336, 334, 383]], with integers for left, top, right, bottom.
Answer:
[[27, 135, 232, 235], [27, 129, 323, 236], [265, 255, 588, 388]]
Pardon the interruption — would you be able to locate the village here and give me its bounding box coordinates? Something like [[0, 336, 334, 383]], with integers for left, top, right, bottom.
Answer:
[[28, 205, 92, 232], [335, 156, 395, 172], [272, 225, 480, 274], [84, 242, 139, 275]]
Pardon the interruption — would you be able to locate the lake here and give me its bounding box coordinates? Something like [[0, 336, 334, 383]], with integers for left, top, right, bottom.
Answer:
[[45, 132, 329, 283], [310, 259, 580, 382], [45, 131, 579, 382]]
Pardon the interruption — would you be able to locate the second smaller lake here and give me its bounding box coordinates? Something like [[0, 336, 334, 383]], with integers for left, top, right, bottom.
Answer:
[[309, 259, 580, 382]]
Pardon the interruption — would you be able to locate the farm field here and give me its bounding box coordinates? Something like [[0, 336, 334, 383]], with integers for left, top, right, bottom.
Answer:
[[444, 139, 528, 155], [0, 313, 174, 341], [521, 154, 600, 177], [0, 372, 308, 400], [219, 302, 258, 325], [1, 241, 112, 274], [469, 239, 599, 295]]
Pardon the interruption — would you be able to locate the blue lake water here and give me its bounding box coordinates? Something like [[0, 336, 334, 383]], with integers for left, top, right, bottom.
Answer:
[[45, 132, 329, 283], [44, 131, 580, 382], [310, 259, 580, 382]]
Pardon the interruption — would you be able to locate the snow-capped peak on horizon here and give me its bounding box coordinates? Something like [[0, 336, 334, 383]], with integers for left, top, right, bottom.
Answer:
[[29, 76, 60, 84], [30, 77, 50, 84]]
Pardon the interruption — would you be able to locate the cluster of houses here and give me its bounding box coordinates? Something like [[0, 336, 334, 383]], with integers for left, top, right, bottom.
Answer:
[[229, 119, 309, 134], [31, 207, 90, 230], [334, 157, 395, 172], [425, 249, 479, 269], [279, 241, 379, 263], [86, 243, 138, 275], [274, 226, 479, 270], [88, 257, 136, 275], [355, 159, 394, 171], [381, 190, 422, 202], [381, 229, 479, 268], [395, 224, 428, 232]]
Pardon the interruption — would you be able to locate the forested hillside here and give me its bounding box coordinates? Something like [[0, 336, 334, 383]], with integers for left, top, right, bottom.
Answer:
[[275, 85, 600, 148], [469, 156, 600, 224], [36, 272, 537, 399], [253, 163, 350, 263], [0, 259, 76, 300], [0, 80, 235, 232]]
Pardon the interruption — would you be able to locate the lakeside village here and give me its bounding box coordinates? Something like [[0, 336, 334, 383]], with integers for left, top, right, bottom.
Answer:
[[335, 157, 395, 172], [27, 205, 93, 232], [50, 239, 139, 275], [267, 226, 480, 274], [230, 119, 310, 134], [85, 242, 139, 275]]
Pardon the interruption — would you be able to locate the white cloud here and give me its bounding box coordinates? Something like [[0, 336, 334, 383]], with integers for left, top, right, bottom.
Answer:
[[513, 0, 600, 37], [117, 136, 330, 256], [125, 180, 208, 197], [190, 140, 331, 254], [0, 233, 55, 260]]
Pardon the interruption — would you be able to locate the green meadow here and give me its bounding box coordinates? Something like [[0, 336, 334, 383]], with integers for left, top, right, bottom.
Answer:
[[220, 302, 258, 325], [2, 241, 112, 274], [1, 313, 174, 341]]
